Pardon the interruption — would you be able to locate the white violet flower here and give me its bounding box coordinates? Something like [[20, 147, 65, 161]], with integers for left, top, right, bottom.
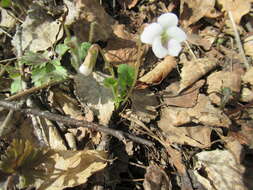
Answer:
[[79, 64, 93, 76], [140, 13, 187, 58]]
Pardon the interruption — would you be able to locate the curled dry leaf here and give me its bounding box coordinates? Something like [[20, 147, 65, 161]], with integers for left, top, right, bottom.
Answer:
[[179, 58, 218, 92], [143, 165, 172, 190], [180, 0, 216, 27], [12, 4, 63, 52], [37, 150, 107, 190], [163, 80, 204, 108], [104, 24, 147, 67], [64, 0, 114, 42], [207, 70, 242, 105], [118, 0, 140, 9], [193, 150, 246, 190], [139, 56, 177, 85], [217, 0, 253, 24]]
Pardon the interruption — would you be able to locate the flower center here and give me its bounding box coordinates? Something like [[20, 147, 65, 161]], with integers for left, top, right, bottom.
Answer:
[[161, 30, 169, 47]]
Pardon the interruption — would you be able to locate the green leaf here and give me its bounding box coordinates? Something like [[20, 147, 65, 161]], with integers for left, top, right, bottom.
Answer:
[[0, 0, 11, 8], [104, 77, 117, 88], [55, 43, 70, 56], [79, 42, 92, 60], [10, 77, 22, 94], [117, 64, 135, 94], [20, 52, 49, 66]]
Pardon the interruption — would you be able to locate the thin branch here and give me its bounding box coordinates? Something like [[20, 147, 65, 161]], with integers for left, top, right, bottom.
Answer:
[[228, 11, 249, 69], [0, 100, 153, 147]]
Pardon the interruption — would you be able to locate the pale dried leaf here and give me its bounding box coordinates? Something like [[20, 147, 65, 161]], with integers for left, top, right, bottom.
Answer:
[[74, 72, 114, 125], [180, 0, 216, 27], [207, 70, 242, 105], [0, 8, 16, 28], [64, 0, 114, 42], [179, 58, 218, 92], [244, 35, 253, 59], [194, 150, 246, 190], [12, 4, 63, 52], [131, 89, 159, 123], [38, 150, 107, 190], [65, 132, 77, 150], [143, 165, 172, 190], [217, 0, 252, 24], [139, 56, 177, 85], [241, 87, 253, 102], [118, 0, 140, 9], [158, 111, 212, 148], [242, 66, 253, 85], [188, 94, 231, 127], [163, 80, 204, 108]]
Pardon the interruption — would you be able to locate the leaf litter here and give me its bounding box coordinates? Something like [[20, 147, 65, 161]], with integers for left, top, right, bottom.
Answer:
[[1, 0, 253, 190]]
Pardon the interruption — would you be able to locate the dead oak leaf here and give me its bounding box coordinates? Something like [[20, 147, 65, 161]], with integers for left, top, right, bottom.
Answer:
[[217, 0, 253, 24], [104, 24, 147, 67], [180, 0, 216, 27], [179, 58, 218, 92], [163, 80, 204, 108]]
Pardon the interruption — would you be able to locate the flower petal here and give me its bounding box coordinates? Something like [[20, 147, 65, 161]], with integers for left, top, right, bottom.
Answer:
[[157, 13, 178, 28], [167, 26, 187, 42], [79, 64, 93, 76], [140, 23, 163, 44], [152, 36, 169, 58], [167, 39, 182, 56]]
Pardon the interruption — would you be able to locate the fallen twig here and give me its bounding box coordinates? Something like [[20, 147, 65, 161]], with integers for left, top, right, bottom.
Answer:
[[0, 100, 153, 147]]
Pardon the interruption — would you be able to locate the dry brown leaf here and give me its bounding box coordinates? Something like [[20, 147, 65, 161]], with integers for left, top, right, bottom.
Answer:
[[159, 94, 231, 128], [163, 80, 204, 108], [193, 150, 246, 190], [38, 150, 107, 190], [180, 0, 216, 27], [64, 0, 114, 42], [143, 165, 172, 190], [139, 56, 177, 85], [217, 0, 252, 24], [158, 113, 212, 148], [131, 89, 159, 123], [244, 34, 253, 59], [242, 66, 253, 85], [241, 87, 253, 102], [179, 58, 218, 92], [104, 24, 147, 67], [118, 0, 140, 9], [12, 4, 63, 52], [207, 70, 242, 105]]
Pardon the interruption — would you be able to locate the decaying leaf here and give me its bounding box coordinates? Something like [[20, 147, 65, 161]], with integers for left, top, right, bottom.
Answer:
[[139, 56, 177, 85], [244, 35, 253, 59], [38, 150, 107, 190], [158, 115, 212, 148], [217, 0, 253, 24], [180, 0, 216, 27], [159, 94, 231, 128], [118, 0, 140, 9], [12, 4, 63, 52], [179, 58, 218, 92], [193, 150, 246, 190], [131, 89, 159, 123], [207, 70, 242, 105], [104, 24, 147, 67], [64, 0, 114, 42], [0, 8, 16, 28], [143, 164, 172, 190], [241, 87, 253, 102], [74, 72, 114, 125], [243, 66, 253, 85], [163, 80, 204, 108]]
